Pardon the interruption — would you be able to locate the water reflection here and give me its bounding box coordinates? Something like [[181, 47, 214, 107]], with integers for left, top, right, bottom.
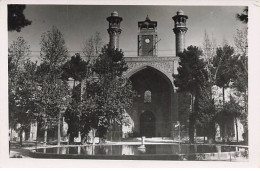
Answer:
[[61, 147, 67, 154], [36, 144, 242, 156], [77, 146, 81, 154], [122, 145, 134, 155]]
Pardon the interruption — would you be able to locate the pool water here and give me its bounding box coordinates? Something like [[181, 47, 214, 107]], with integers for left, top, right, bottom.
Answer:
[[36, 144, 239, 156]]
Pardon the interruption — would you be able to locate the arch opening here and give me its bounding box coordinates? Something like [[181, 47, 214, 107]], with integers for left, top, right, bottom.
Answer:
[[126, 66, 173, 137]]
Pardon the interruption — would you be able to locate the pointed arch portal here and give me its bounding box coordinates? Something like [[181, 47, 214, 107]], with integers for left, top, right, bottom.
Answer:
[[126, 66, 174, 137]]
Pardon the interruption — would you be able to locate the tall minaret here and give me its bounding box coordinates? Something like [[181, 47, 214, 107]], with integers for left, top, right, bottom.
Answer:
[[107, 11, 123, 49], [172, 10, 188, 56]]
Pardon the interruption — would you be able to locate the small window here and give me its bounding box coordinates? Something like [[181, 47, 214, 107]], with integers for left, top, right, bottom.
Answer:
[[144, 90, 152, 103]]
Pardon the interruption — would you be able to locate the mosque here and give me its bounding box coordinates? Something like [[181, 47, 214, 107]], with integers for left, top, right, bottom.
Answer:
[[105, 10, 192, 140]]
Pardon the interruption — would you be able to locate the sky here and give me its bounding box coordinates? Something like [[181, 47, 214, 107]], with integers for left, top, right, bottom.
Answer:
[[8, 5, 247, 60]]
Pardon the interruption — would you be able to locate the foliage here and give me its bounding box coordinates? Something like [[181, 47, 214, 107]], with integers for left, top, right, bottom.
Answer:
[[39, 26, 69, 69], [173, 45, 208, 143], [83, 32, 103, 62], [197, 32, 219, 140], [232, 27, 248, 96], [174, 46, 207, 95], [236, 7, 248, 24], [36, 26, 71, 137], [232, 27, 248, 134], [9, 60, 38, 145], [234, 28, 248, 56], [8, 5, 32, 32], [61, 53, 89, 143], [80, 46, 136, 139], [61, 53, 89, 82], [36, 66, 71, 130], [93, 46, 128, 79], [8, 37, 31, 72], [202, 31, 217, 85], [8, 37, 37, 145], [216, 96, 243, 122], [214, 45, 237, 90], [200, 28, 249, 141], [234, 8, 248, 94], [8, 37, 39, 145], [63, 100, 81, 143]]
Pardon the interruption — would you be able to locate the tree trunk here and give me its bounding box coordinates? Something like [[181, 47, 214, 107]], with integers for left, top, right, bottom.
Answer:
[[92, 128, 96, 145], [69, 134, 75, 145], [189, 121, 194, 143], [189, 94, 195, 143], [207, 121, 216, 144], [235, 118, 239, 142], [10, 129, 13, 141], [203, 125, 206, 143], [19, 129, 23, 146], [189, 116, 195, 143], [222, 87, 225, 105], [57, 112, 61, 146], [44, 128, 47, 146], [35, 119, 39, 148], [245, 90, 248, 113]]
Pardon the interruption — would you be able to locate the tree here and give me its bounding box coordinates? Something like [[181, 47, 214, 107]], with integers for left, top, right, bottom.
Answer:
[[201, 32, 246, 143], [37, 26, 71, 145], [83, 32, 103, 62], [198, 31, 219, 142], [36, 68, 71, 145], [62, 53, 89, 90], [8, 37, 31, 72], [214, 44, 237, 104], [61, 33, 102, 144], [236, 7, 248, 24], [202, 31, 217, 86], [8, 5, 32, 32], [80, 46, 136, 142], [8, 37, 31, 107], [232, 27, 248, 142], [9, 60, 38, 146], [233, 28, 248, 104], [8, 37, 37, 145], [61, 53, 89, 144], [63, 100, 81, 144], [234, 7, 248, 143], [173, 45, 208, 143], [216, 95, 243, 142], [39, 26, 68, 68], [209, 44, 239, 141]]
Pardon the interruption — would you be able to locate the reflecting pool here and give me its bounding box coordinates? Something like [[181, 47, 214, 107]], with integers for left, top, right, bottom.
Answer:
[[35, 144, 243, 156]]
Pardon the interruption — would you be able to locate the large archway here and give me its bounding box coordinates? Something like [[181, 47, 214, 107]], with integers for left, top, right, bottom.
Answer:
[[127, 66, 173, 137]]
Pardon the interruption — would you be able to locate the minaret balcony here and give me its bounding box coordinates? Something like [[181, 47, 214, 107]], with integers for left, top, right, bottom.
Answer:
[[175, 23, 186, 27]]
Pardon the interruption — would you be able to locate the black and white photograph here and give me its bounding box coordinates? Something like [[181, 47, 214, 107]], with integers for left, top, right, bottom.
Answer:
[[1, 0, 260, 168]]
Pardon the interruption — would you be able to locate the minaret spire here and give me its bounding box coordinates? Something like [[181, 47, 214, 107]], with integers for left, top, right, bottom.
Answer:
[[107, 11, 123, 49], [172, 9, 188, 56]]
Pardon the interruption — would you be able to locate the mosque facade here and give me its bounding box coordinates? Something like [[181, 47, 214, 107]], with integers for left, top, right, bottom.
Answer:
[[106, 10, 191, 139]]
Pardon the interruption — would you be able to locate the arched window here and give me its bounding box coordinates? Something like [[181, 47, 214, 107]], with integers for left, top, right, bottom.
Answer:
[[144, 90, 152, 103]]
